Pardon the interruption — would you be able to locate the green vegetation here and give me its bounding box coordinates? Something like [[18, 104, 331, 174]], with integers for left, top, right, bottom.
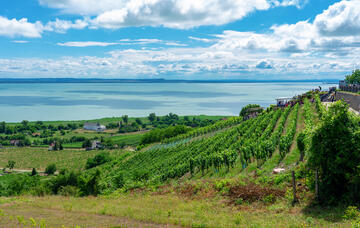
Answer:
[[345, 69, 360, 84], [45, 164, 57, 175], [239, 104, 262, 118], [1, 93, 360, 227], [309, 101, 360, 205], [140, 125, 191, 144]]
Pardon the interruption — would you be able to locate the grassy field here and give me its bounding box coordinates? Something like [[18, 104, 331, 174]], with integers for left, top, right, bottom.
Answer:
[[0, 192, 354, 228], [0, 147, 125, 171], [7, 115, 227, 125]]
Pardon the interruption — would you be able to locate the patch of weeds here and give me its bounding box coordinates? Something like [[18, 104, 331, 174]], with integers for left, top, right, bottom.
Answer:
[[63, 203, 73, 212], [234, 213, 245, 225], [305, 217, 315, 226], [99, 204, 109, 215], [214, 179, 232, 194], [191, 222, 207, 228], [284, 188, 293, 205], [343, 206, 360, 220], [262, 194, 276, 204], [235, 198, 244, 205]]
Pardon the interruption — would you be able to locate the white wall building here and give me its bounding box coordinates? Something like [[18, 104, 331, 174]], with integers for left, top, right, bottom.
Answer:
[[83, 122, 106, 131]]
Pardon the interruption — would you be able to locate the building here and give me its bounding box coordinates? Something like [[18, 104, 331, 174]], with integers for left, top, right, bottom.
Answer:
[[48, 142, 55, 151], [91, 140, 102, 149], [83, 122, 106, 131], [243, 107, 264, 120], [276, 97, 293, 107], [10, 140, 20, 147], [339, 80, 360, 93]]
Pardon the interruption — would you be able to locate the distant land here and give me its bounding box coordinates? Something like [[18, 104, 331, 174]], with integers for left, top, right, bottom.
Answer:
[[0, 78, 340, 84]]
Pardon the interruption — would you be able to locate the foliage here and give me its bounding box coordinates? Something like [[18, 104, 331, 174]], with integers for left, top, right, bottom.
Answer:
[[343, 206, 360, 220], [85, 152, 112, 169], [296, 132, 306, 161], [279, 104, 299, 158], [141, 125, 191, 145], [345, 69, 360, 84], [239, 104, 261, 117], [31, 168, 37, 176], [7, 160, 15, 170], [45, 163, 57, 175], [82, 139, 92, 148], [308, 101, 360, 205]]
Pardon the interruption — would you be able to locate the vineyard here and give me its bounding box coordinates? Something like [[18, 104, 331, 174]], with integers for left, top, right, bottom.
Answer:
[[95, 101, 316, 192], [1, 94, 360, 228]]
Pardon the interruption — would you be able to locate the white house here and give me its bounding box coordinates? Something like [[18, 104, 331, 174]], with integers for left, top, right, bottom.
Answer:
[[83, 122, 106, 131]]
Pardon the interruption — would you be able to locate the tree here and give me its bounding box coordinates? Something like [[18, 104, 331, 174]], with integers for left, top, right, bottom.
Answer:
[[45, 163, 57, 175], [0, 121, 5, 133], [31, 168, 37, 176], [308, 101, 360, 204], [7, 160, 15, 170], [135, 118, 143, 125], [21, 120, 29, 126], [148, 113, 156, 122], [239, 104, 261, 117], [345, 69, 360, 84], [85, 152, 111, 169], [82, 139, 92, 148], [122, 115, 129, 124]]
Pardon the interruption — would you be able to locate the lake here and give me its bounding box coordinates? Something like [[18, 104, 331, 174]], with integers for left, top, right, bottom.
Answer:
[[0, 82, 336, 122]]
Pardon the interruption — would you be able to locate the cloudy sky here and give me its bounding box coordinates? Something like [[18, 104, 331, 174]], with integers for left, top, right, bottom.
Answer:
[[0, 0, 359, 79]]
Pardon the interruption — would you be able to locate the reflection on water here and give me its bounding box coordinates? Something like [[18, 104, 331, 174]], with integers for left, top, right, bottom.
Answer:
[[0, 82, 336, 122]]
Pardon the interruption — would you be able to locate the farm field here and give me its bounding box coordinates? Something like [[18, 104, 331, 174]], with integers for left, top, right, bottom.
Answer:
[[0, 147, 125, 171]]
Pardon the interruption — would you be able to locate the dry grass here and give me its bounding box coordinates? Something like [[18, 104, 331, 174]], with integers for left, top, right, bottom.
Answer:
[[0, 147, 124, 171], [0, 193, 353, 228]]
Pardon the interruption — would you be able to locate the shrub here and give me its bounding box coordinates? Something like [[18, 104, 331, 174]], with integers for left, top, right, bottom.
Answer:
[[59, 186, 80, 197], [308, 101, 360, 204], [45, 164, 57, 175], [85, 152, 111, 169], [7, 160, 15, 170], [31, 168, 37, 176], [343, 206, 360, 220]]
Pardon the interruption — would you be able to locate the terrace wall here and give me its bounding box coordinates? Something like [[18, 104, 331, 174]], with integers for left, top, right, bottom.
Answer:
[[335, 91, 360, 112]]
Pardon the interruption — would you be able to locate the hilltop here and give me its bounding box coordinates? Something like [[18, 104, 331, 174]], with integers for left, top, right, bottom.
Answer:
[[0, 91, 359, 227]]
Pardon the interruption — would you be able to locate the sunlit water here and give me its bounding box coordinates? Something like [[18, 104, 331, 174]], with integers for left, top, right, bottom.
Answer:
[[0, 82, 337, 122]]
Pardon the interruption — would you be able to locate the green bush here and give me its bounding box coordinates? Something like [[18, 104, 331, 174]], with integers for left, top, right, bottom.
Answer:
[[85, 152, 111, 169], [59, 186, 80, 197], [45, 163, 57, 175], [308, 101, 360, 205]]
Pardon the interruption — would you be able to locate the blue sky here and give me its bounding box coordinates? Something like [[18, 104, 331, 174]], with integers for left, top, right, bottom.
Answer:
[[0, 0, 359, 79]]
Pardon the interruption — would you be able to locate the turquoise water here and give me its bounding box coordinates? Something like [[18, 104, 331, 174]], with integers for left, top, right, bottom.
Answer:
[[0, 82, 336, 122]]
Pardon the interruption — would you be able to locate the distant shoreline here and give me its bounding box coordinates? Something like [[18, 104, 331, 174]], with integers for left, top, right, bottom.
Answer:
[[0, 78, 340, 84]]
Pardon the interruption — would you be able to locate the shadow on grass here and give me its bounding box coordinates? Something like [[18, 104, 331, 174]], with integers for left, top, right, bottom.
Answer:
[[302, 201, 346, 223]]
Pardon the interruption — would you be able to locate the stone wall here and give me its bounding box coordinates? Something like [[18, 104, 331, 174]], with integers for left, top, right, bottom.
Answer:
[[335, 91, 360, 112]]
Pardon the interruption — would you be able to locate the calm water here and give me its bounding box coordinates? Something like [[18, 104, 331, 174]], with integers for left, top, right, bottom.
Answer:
[[0, 82, 336, 122]]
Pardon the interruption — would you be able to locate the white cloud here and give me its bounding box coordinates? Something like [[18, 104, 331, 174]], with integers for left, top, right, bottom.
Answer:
[[57, 39, 186, 47], [189, 36, 215, 43], [0, 16, 42, 38], [314, 0, 360, 36], [12, 40, 29, 43], [44, 18, 89, 33], [39, 0, 304, 29], [57, 41, 121, 47]]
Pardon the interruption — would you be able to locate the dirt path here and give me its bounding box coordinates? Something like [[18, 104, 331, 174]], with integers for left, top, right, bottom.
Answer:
[[0, 204, 178, 228]]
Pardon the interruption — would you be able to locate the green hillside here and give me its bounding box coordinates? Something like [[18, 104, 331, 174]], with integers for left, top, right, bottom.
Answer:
[[1, 93, 360, 227]]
